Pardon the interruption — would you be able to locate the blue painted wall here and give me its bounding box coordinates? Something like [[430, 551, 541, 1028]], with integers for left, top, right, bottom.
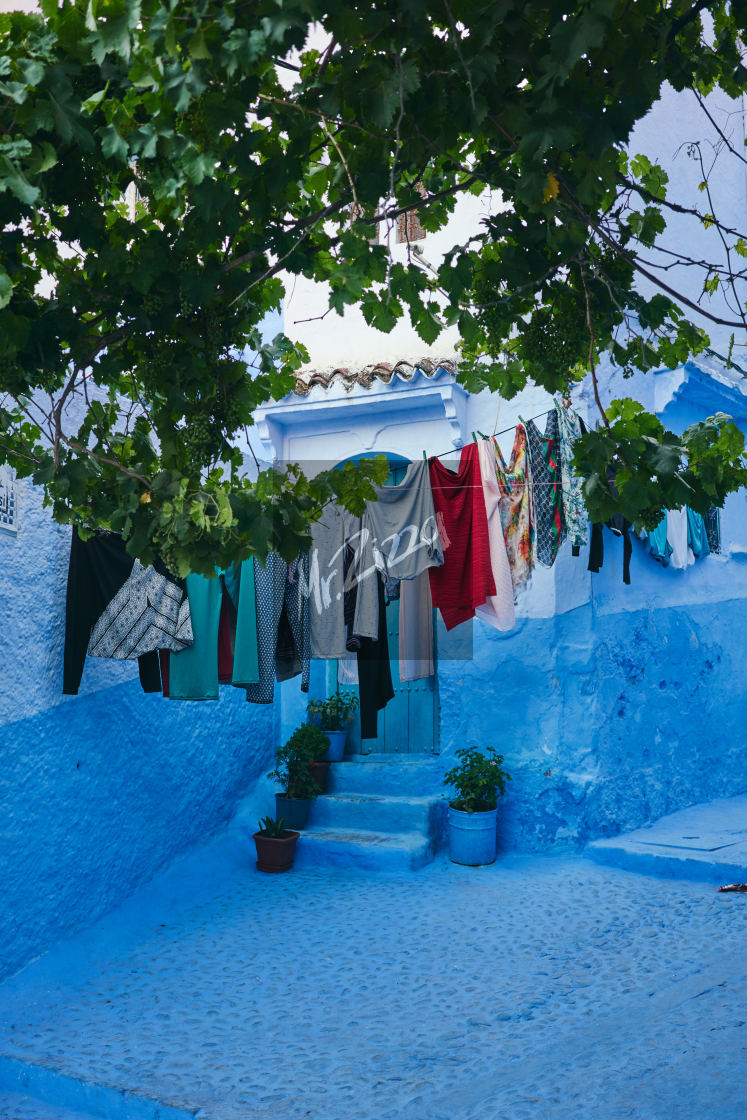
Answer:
[[0, 304, 285, 980], [439, 592, 747, 852], [0, 478, 276, 981]]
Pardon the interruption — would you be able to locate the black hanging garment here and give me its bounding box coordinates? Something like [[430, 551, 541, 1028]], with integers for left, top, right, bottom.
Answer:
[[356, 572, 395, 740], [63, 528, 193, 695], [586, 465, 632, 585], [587, 513, 632, 585]]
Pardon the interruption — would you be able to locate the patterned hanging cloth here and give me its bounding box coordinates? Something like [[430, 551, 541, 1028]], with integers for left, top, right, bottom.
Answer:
[[525, 411, 566, 567], [554, 399, 589, 555], [704, 506, 721, 553], [494, 424, 533, 591]]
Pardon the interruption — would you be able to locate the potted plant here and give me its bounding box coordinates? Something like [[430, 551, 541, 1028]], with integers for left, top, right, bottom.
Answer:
[[443, 746, 511, 866], [307, 693, 359, 761], [253, 816, 300, 873], [268, 723, 330, 829]]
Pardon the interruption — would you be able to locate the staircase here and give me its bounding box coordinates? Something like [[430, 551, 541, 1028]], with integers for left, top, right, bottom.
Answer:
[[294, 754, 447, 871]]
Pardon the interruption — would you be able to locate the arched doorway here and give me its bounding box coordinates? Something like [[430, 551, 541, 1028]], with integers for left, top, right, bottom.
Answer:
[[330, 453, 439, 756]]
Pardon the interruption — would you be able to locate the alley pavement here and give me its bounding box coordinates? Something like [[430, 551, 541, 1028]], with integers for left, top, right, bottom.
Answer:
[[0, 822, 746, 1120]]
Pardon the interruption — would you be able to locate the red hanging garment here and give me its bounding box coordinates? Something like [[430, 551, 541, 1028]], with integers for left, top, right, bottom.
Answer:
[[428, 443, 496, 630]]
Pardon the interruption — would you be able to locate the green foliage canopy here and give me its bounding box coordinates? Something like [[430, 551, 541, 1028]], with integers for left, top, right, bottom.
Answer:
[[2, 0, 747, 569]]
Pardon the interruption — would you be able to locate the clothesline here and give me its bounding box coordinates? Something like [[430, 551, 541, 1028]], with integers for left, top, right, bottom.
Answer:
[[428, 408, 554, 461]]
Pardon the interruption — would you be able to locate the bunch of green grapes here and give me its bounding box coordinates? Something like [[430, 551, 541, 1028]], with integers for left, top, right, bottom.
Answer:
[[178, 95, 213, 150], [159, 542, 180, 578], [521, 303, 590, 388], [142, 291, 164, 316], [182, 403, 226, 467]]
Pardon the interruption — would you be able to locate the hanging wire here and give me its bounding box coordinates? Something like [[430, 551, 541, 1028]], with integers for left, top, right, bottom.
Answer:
[[428, 407, 554, 460]]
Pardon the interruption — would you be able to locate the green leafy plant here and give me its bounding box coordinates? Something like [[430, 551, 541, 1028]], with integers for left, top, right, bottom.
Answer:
[[444, 747, 511, 814], [0, 0, 746, 560], [307, 693, 359, 732], [267, 723, 331, 800], [256, 815, 289, 838]]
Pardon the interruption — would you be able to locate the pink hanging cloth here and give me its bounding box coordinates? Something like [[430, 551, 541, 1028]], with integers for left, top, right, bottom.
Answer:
[[475, 439, 516, 631]]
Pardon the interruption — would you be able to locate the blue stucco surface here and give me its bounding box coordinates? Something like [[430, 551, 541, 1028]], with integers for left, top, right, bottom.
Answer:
[[439, 592, 747, 853], [1, 828, 746, 1120], [0, 481, 276, 982]]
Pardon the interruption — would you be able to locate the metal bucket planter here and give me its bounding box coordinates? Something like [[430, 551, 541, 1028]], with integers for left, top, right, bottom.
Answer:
[[448, 806, 498, 866], [276, 794, 311, 831], [253, 830, 299, 873], [323, 730, 347, 762]]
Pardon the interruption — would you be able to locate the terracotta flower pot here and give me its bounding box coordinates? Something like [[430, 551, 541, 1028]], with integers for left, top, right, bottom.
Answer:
[[253, 829, 300, 873], [309, 760, 331, 792]]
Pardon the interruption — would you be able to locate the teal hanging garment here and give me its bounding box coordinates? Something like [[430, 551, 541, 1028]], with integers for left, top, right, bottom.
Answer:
[[648, 515, 672, 566], [169, 573, 222, 700], [686, 507, 711, 558], [223, 559, 260, 687]]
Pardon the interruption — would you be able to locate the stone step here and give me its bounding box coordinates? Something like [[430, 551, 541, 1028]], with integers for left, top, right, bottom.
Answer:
[[308, 792, 446, 835], [0, 1054, 194, 1120], [585, 793, 747, 883], [292, 826, 437, 871], [0, 1090, 104, 1120], [327, 755, 444, 796]]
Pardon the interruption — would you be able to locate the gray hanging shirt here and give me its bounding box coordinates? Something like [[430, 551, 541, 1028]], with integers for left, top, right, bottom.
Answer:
[[362, 459, 444, 582], [305, 503, 379, 659]]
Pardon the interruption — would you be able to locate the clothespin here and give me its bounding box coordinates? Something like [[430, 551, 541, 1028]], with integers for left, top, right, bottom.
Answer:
[[472, 431, 478, 443], [478, 430, 488, 439], [422, 450, 427, 461]]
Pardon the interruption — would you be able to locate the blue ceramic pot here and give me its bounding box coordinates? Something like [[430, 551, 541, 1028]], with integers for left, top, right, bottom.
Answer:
[[323, 730, 347, 762], [448, 806, 498, 866], [276, 794, 311, 831]]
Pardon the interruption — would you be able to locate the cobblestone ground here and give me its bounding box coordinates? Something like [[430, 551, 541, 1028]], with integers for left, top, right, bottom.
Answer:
[[0, 837, 746, 1120]]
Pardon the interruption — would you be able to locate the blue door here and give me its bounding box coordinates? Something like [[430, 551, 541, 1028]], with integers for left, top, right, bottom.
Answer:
[[335, 597, 438, 754]]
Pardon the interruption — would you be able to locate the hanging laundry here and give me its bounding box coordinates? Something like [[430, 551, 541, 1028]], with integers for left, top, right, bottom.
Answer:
[[554, 400, 589, 555], [686, 507, 711, 558], [587, 515, 632, 584], [399, 569, 435, 681], [704, 506, 721, 553], [216, 584, 237, 684], [647, 515, 672, 566], [357, 570, 395, 738], [337, 654, 359, 685], [525, 411, 565, 567], [245, 552, 310, 704], [168, 573, 223, 700], [63, 528, 192, 695], [474, 438, 515, 632], [666, 507, 694, 570], [167, 562, 259, 700], [495, 424, 533, 591], [306, 503, 379, 659], [428, 442, 496, 631], [362, 458, 443, 582], [222, 559, 260, 687]]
